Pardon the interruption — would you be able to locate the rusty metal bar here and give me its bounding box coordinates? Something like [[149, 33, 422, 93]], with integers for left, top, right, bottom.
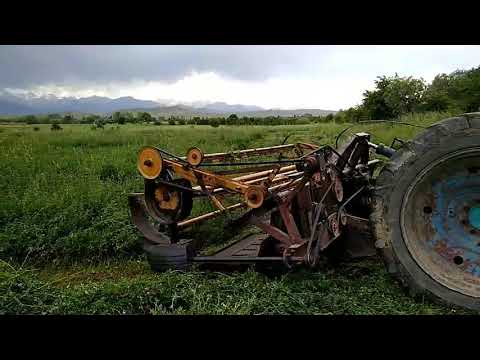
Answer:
[[268, 177, 305, 193], [180, 144, 303, 163], [279, 201, 303, 244], [177, 202, 245, 228], [245, 170, 302, 185], [232, 165, 297, 182], [190, 165, 299, 193], [164, 158, 250, 194], [249, 217, 293, 245], [298, 142, 320, 150]]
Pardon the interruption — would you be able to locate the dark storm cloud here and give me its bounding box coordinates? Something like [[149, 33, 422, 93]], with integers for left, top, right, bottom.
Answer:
[[0, 45, 320, 88]]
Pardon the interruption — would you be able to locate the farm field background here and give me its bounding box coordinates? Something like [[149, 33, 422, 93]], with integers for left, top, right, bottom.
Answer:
[[1, 112, 476, 314]]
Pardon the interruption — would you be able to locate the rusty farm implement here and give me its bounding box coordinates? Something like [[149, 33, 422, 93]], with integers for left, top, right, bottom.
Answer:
[[128, 113, 480, 311]]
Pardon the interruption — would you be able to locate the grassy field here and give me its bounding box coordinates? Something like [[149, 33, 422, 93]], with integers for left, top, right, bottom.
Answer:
[[1, 112, 477, 314]]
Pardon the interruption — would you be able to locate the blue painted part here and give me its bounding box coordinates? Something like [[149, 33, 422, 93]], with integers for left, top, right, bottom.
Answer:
[[429, 174, 480, 277], [469, 207, 480, 230]]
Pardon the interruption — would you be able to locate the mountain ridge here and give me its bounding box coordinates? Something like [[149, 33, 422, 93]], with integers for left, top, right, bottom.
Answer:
[[0, 92, 337, 117]]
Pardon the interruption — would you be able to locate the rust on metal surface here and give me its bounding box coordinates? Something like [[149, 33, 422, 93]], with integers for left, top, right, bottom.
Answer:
[[186, 147, 204, 166], [137, 146, 163, 179], [130, 135, 376, 268]]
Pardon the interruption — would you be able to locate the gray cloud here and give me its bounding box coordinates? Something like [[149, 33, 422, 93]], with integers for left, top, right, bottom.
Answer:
[[1, 45, 478, 110], [0, 45, 324, 88]]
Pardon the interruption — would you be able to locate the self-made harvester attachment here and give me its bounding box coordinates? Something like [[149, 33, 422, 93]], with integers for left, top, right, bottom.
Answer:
[[129, 114, 480, 311]]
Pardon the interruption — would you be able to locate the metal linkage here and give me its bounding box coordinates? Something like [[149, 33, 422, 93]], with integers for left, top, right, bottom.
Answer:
[[130, 134, 376, 267]]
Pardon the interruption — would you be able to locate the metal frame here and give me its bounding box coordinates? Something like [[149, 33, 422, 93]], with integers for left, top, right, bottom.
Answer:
[[130, 134, 396, 268]]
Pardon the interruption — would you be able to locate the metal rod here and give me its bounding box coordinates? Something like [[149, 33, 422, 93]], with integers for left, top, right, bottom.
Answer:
[[156, 148, 189, 164], [216, 164, 280, 176], [199, 159, 303, 167], [190, 165, 298, 192], [244, 170, 302, 185], [177, 202, 245, 228], [181, 144, 299, 163], [231, 165, 297, 182]]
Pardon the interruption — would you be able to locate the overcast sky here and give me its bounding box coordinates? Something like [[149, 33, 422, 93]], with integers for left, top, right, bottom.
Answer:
[[1, 45, 479, 110]]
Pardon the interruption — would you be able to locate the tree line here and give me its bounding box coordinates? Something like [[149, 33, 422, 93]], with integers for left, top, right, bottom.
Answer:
[[3, 65, 479, 126], [333, 65, 480, 123], [4, 111, 328, 127]]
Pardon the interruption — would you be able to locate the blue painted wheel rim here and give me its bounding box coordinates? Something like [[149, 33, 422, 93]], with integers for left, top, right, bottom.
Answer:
[[401, 148, 480, 297]]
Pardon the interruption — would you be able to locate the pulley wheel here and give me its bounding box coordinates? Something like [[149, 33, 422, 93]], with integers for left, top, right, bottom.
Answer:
[[144, 172, 193, 224]]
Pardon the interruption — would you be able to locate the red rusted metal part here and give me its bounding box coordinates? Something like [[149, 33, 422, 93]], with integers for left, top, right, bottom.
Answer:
[[250, 216, 293, 245]]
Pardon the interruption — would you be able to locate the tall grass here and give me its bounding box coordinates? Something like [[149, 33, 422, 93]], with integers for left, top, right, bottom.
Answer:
[[0, 112, 453, 264], [1, 111, 474, 314]]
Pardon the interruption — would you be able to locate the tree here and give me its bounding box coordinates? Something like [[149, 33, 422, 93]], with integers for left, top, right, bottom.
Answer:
[[383, 75, 426, 117], [94, 118, 105, 129], [422, 74, 454, 112], [63, 114, 74, 123], [112, 112, 122, 123], [51, 122, 62, 131], [82, 114, 101, 124], [48, 113, 61, 120], [138, 112, 153, 123], [343, 106, 368, 122], [361, 74, 427, 120], [24, 115, 37, 124], [227, 114, 238, 124], [446, 67, 480, 112], [210, 119, 220, 127]]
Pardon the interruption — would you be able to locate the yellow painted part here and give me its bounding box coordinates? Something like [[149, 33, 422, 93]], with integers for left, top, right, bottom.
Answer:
[[154, 185, 180, 210], [137, 147, 163, 179]]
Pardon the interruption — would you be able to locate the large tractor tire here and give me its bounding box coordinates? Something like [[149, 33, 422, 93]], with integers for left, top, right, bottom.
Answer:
[[372, 113, 480, 311]]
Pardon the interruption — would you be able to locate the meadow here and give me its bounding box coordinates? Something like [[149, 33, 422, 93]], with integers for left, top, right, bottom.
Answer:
[[1, 112, 476, 314]]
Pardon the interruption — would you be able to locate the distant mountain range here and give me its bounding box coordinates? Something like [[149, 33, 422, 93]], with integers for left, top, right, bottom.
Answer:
[[0, 92, 336, 118], [0, 92, 159, 115]]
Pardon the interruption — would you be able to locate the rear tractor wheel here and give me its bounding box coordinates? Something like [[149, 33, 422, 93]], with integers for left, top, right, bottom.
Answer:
[[372, 113, 480, 311]]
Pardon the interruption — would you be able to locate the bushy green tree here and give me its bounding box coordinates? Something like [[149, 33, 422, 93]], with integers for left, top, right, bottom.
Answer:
[[445, 67, 480, 112], [210, 119, 220, 127], [422, 74, 455, 112], [51, 122, 62, 131], [63, 114, 74, 123], [24, 115, 37, 124], [138, 112, 153, 123], [361, 74, 427, 119], [227, 114, 238, 125], [94, 118, 105, 129], [112, 112, 122, 123]]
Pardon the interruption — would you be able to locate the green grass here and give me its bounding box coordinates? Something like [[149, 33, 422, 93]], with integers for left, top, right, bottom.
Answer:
[[1, 258, 471, 314], [1, 111, 474, 315]]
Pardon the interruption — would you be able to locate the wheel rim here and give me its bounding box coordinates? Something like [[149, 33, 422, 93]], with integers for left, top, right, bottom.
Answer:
[[401, 147, 480, 298]]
